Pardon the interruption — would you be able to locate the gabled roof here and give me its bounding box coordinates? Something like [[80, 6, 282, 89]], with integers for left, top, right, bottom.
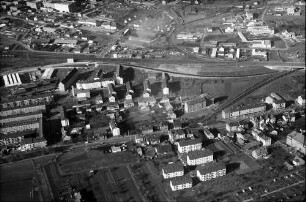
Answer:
[[177, 138, 202, 147], [155, 144, 172, 154], [288, 131, 306, 146], [187, 149, 213, 160], [170, 175, 192, 186], [227, 122, 240, 127], [196, 162, 226, 175], [61, 68, 78, 85], [162, 162, 184, 174]]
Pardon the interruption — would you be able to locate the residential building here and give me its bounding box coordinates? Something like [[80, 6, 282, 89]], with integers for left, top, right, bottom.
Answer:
[[76, 89, 90, 101], [169, 175, 192, 191], [246, 11, 253, 20], [137, 96, 156, 108], [251, 40, 272, 48], [226, 122, 241, 132], [203, 128, 214, 139], [292, 156, 305, 166], [247, 26, 274, 35], [196, 162, 226, 182], [222, 103, 266, 119], [252, 49, 267, 58], [286, 131, 306, 154], [169, 129, 186, 142], [162, 162, 184, 179], [53, 2, 77, 13], [296, 95, 305, 106], [58, 68, 79, 92], [124, 99, 134, 109], [155, 144, 173, 156], [265, 93, 286, 110], [186, 149, 214, 166], [177, 139, 202, 153], [183, 95, 207, 113], [251, 129, 271, 146], [252, 146, 268, 159]]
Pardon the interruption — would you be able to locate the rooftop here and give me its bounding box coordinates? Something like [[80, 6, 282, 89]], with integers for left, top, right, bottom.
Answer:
[[196, 162, 226, 175], [61, 68, 78, 85], [170, 175, 192, 186], [288, 131, 306, 146], [187, 149, 213, 160], [177, 138, 202, 147], [224, 102, 266, 113], [162, 162, 184, 174]]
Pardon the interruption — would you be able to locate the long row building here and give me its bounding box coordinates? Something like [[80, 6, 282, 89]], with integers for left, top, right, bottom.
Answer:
[[222, 103, 266, 119]]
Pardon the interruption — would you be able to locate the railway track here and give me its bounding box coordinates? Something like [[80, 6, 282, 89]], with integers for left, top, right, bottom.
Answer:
[[190, 69, 300, 127]]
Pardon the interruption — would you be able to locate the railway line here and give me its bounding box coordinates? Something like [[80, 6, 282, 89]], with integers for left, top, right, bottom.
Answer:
[[189, 68, 301, 127]]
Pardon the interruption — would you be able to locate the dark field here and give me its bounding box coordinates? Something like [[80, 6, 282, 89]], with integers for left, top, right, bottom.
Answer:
[[0, 160, 39, 202], [90, 166, 143, 202]]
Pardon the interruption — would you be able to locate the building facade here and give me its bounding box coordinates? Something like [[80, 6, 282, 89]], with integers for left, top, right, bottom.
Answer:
[[186, 149, 214, 166], [196, 162, 226, 182], [162, 162, 184, 179], [286, 131, 306, 154], [177, 139, 202, 153]]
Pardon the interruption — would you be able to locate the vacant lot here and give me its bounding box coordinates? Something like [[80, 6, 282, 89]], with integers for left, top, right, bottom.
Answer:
[[90, 166, 143, 202], [0, 160, 39, 202], [58, 150, 139, 174]]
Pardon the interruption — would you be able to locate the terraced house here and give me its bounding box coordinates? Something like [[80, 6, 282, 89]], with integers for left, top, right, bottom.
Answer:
[[162, 162, 184, 179], [186, 149, 214, 166], [177, 138, 202, 153], [196, 162, 226, 182]]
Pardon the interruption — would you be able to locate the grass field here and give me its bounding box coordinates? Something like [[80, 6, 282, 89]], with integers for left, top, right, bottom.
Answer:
[[58, 150, 139, 174], [0, 160, 38, 202], [90, 166, 143, 202]]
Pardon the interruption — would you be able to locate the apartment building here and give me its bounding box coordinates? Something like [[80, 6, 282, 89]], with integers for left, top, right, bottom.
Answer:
[[222, 103, 266, 119], [177, 139, 202, 153], [162, 162, 184, 179], [169, 175, 192, 191], [286, 131, 306, 154], [196, 162, 226, 182], [186, 149, 214, 166]]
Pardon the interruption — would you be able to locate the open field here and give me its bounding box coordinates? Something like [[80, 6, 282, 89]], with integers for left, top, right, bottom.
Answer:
[[0, 160, 38, 202], [90, 166, 143, 202], [58, 150, 139, 174]]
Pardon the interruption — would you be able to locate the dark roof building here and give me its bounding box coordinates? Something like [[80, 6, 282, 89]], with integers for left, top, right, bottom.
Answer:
[[58, 68, 79, 92]]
